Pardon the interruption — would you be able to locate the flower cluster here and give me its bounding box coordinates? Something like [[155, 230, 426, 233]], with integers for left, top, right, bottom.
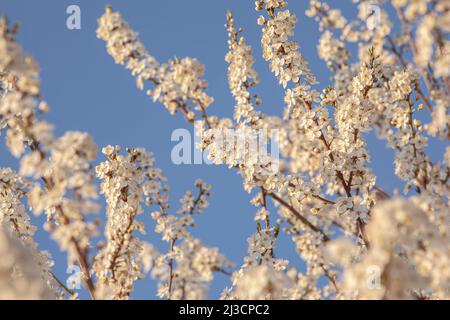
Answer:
[[0, 168, 56, 296], [306, 0, 347, 32], [0, 227, 55, 299], [152, 236, 232, 299], [96, 6, 159, 90], [233, 264, 291, 300], [26, 132, 99, 264], [1, 17, 100, 298], [317, 30, 350, 71], [152, 57, 213, 120], [225, 11, 261, 124], [146, 178, 231, 299], [0, 17, 52, 157]]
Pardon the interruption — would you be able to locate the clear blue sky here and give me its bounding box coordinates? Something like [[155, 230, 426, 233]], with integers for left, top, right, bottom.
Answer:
[[0, 0, 444, 299]]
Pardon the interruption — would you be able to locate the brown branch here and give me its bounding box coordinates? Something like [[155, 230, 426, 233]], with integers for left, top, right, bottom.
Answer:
[[320, 264, 340, 294], [267, 191, 330, 241], [260, 187, 270, 229], [48, 271, 76, 297], [167, 237, 177, 300], [56, 206, 96, 300]]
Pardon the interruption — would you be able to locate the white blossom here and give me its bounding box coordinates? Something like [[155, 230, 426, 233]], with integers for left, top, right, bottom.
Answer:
[[0, 0, 448, 301]]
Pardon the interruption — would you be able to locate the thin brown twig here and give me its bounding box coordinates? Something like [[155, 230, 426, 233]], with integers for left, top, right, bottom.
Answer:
[[267, 191, 330, 241], [260, 187, 270, 229], [320, 264, 340, 294]]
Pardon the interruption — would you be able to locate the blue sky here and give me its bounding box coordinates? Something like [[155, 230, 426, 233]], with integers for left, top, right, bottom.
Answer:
[[0, 0, 445, 299]]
